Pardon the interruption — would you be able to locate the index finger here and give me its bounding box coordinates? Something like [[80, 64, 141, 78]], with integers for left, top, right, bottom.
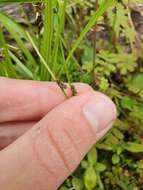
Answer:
[[0, 77, 92, 123]]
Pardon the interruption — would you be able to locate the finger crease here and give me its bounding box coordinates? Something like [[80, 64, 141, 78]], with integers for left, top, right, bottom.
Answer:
[[48, 129, 71, 173], [63, 128, 81, 157], [32, 134, 55, 175]]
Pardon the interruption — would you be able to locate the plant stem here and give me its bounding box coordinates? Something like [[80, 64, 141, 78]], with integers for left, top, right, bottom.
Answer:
[[27, 31, 56, 80], [93, 0, 98, 71], [26, 31, 68, 98]]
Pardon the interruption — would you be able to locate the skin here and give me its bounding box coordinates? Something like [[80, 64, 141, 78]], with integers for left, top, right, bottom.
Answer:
[[0, 77, 116, 190]]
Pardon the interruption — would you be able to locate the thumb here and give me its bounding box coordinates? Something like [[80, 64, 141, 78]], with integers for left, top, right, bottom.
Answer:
[[0, 91, 116, 190]]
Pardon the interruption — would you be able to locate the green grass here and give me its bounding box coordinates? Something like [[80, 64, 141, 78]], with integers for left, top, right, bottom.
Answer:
[[0, 0, 143, 189], [0, 0, 115, 81]]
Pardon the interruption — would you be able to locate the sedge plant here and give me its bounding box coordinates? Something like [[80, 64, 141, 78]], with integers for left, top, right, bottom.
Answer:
[[0, 0, 115, 97]]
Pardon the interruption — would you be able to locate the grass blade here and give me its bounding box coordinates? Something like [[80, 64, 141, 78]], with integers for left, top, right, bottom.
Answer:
[[0, 27, 18, 78], [9, 51, 34, 79], [40, 1, 53, 80], [0, 12, 36, 68]]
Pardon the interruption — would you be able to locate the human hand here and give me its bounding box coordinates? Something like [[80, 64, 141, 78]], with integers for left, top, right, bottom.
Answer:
[[0, 77, 116, 190]]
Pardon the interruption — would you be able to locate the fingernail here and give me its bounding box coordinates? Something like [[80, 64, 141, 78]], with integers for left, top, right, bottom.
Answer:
[[96, 122, 114, 142], [83, 94, 116, 133]]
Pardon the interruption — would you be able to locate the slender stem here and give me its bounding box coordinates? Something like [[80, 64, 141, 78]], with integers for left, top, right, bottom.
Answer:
[[93, 0, 98, 70], [59, 39, 71, 83], [126, 4, 141, 51], [92, 0, 98, 87], [58, 36, 82, 81], [26, 31, 68, 98], [27, 31, 56, 81]]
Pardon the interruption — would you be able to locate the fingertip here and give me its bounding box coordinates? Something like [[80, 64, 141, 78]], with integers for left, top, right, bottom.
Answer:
[[73, 83, 93, 94]]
